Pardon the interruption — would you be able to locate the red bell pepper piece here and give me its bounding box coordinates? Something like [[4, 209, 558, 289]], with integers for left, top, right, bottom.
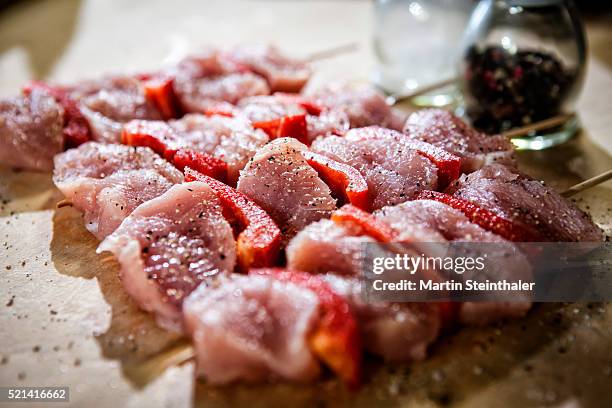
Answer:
[[121, 120, 228, 182], [23, 81, 91, 148], [416, 190, 542, 242], [303, 151, 370, 211], [331, 204, 398, 243], [142, 75, 181, 120], [274, 93, 324, 116], [121, 120, 177, 155], [169, 150, 227, 183], [253, 114, 308, 144], [298, 100, 323, 116], [252, 119, 280, 138], [279, 114, 308, 141], [184, 168, 282, 270], [250, 268, 362, 389], [402, 139, 462, 188]]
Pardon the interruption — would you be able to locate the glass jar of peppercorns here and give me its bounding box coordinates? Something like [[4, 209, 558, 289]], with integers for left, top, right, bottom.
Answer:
[[458, 0, 586, 149]]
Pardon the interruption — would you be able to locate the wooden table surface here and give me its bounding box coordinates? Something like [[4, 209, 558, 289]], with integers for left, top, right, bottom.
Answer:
[[1, 1, 611, 407]]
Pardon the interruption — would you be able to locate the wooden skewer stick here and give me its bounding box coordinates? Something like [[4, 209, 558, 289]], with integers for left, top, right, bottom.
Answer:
[[151, 343, 195, 376], [125, 341, 195, 386], [385, 77, 457, 106], [100, 256, 117, 264], [501, 113, 576, 139], [561, 169, 612, 197], [56, 199, 73, 208], [170, 343, 195, 365], [305, 42, 359, 63], [153, 342, 194, 370]]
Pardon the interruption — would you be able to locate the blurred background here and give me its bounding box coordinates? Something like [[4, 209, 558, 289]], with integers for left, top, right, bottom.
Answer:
[[1, 0, 611, 150]]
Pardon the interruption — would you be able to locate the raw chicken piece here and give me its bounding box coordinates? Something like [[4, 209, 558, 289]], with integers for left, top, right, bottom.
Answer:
[[72, 76, 162, 122], [53, 142, 183, 239], [307, 82, 406, 130], [99, 181, 236, 330], [172, 49, 270, 113], [174, 49, 242, 79], [377, 199, 503, 244], [238, 95, 304, 121], [78, 109, 124, 144], [322, 274, 441, 362], [0, 88, 64, 171], [311, 127, 438, 209], [237, 138, 337, 243], [175, 73, 270, 114], [183, 274, 320, 383], [72, 75, 163, 143], [286, 219, 377, 275], [447, 164, 604, 242], [229, 44, 311, 93], [168, 114, 269, 185], [404, 109, 515, 172]]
